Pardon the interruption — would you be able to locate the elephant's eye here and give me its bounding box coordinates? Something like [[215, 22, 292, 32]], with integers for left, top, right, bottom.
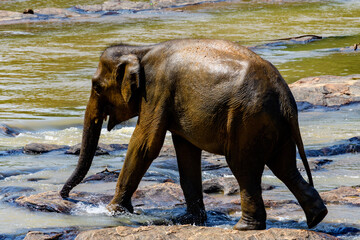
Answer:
[[93, 82, 103, 94]]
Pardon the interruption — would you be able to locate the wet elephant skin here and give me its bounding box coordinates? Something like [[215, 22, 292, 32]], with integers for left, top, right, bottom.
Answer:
[[60, 39, 327, 230]]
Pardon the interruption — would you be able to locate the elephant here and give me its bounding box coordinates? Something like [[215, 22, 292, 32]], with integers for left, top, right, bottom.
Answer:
[[60, 39, 327, 230]]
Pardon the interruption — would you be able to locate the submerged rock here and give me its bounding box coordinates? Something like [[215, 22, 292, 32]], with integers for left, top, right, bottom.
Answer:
[[289, 75, 360, 107], [203, 177, 275, 195], [320, 186, 360, 206], [23, 143, 69, 155], [75, 225, 339, 240], [65, 143, 127, 156], [0, 123, 19, 137]]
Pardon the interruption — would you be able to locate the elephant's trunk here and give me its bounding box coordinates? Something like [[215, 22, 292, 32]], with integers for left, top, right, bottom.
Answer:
[[60, 97, 103, 198]]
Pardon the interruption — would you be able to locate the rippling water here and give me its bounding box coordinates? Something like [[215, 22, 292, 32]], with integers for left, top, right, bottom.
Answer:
[[0, 0, 360, 238]]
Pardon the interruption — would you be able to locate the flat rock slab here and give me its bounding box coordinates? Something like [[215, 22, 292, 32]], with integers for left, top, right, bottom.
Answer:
[[23, 143, 69, 155], [75, 225, 339, 240], [289, 75, 360, 107], [15, 191, 112, 213], [320, 186, 360, 206]]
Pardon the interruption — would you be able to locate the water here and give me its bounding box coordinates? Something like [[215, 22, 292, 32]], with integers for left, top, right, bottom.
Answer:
[[0, 0, 360, 238]]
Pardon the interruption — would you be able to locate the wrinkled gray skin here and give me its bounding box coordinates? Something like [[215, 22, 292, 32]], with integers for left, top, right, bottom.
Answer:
[[60, 39, 327, 230]]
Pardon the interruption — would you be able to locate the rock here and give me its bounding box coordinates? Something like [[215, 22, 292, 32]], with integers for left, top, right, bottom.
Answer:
[[24, 229, 79, 240], [23, 143, 69, 155], [65, 143, 127, 156], [297, 159, 333, 171], [289, 75, 360, 107], [14, 183, 219, 214], [15, 191, 113, 213], [82, 168, 119, 183], [0, 124, 19, 137], [75, 225, 339, 240], [24, 231, 63, 240], [203, 177, 275, 195], [132, 182, 186, 208], [305, 137, 360, 157], [23, 9, 34, 14], [35, 8, 81, 18], [271, 35, 323, 45], [320, 186, 360, 206]]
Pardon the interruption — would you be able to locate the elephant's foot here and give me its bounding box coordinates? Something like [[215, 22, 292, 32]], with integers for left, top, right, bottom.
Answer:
[[305, 203, 328, 228], [175, 209, 207, 225], [106, 201, 134, 215], [234, 217, 266, 231]]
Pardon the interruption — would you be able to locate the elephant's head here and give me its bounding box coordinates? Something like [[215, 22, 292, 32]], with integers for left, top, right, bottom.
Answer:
[[60, 50, 143, 198]]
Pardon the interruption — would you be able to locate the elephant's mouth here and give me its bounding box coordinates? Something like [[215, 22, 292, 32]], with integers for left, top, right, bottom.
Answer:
[[106, 113, 117, 132]]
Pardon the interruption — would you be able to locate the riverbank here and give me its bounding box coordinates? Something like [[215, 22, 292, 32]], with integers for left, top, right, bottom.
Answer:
[[0, 0, 324, 25]]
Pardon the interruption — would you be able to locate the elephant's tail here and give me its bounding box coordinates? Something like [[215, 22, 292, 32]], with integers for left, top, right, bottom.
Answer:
[[290, 117, 314, 187]]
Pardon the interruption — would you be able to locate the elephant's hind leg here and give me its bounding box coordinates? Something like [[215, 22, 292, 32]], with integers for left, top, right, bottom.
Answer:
[[228, 158, 266, 231], [266, 140, 327, 228], [172, 134, 206, 225]]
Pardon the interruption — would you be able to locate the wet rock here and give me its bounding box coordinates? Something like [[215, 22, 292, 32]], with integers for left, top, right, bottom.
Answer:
[[0, 123, 19, 137], [158, 145, 228, 171], [297, 158, 333, 171], [320, 186, 360, 206], [289, 75, 360, 107], [132, 182, 186, 208], [305, 136, 360, 157], [0, 148, 23, 157], [327, 226, 360, 236], [23, 9, 34, 14], [271, 35, 323, 45], [23, 143, 70, 155], [75, 225, 339, 240], [203, 177, 275, 195], [15, 191, 113, 213], [24, 228, 79, 240], [35, 8, 81, 18], [201, 152, 228, 170], [82, 168, 119, 183], [65, 143, 127, 156], [24, 231, 63, 240]]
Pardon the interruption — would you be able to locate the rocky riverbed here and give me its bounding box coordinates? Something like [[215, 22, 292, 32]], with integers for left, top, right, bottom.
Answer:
[[1, 75, 360, 239]]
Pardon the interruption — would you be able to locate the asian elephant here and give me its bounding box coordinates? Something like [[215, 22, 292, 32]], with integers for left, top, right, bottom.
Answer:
[[60, 39, 327, 230]]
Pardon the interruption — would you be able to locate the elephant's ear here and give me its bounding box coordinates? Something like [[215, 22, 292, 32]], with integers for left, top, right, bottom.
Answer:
[[116, 54, 140, 103]]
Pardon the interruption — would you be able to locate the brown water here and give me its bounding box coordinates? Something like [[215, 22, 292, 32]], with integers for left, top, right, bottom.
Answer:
[[0, 0, 360, 238]]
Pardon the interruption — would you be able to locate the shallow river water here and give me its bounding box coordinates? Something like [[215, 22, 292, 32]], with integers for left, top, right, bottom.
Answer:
[[0, 0, 360, 239]]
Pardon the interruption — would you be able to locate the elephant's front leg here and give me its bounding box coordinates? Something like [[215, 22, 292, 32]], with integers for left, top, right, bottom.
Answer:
[[172, 134, 206, 225], [107, 124, 166, 214]]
